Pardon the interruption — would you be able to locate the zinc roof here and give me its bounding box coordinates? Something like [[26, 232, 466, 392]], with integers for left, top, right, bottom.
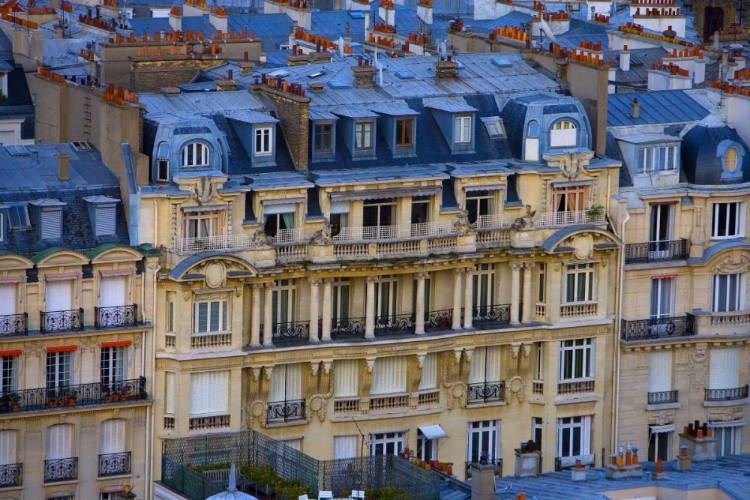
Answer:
[[607, 90, 711, 127]]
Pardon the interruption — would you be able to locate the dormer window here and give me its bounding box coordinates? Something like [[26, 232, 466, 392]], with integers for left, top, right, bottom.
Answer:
[[156, 142, 170, 182], [355, 122, 373, 150], [396, 119, 414, 147], [638, 146, 677, 174], [525, 121, 540, 161], [314, 124, 333, 153], [182, 142, 209, 168], [255, 127, 273, 156], [550, 120, 577, 147], [726, 147, 739, 172], [7, 204, 30, 229], [30, 199, 66, 241], [454, 116, 472, 144], [84, 196, 119, 237]]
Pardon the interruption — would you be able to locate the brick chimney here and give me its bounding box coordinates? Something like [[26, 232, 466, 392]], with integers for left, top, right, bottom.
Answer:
[[435, 55, 459, 79], [630, 98, 640, 120], [620, 44, 630, 72], [57, 153, 70, 181], [352, 55, 376, 88], [470, 461, 496, 500]]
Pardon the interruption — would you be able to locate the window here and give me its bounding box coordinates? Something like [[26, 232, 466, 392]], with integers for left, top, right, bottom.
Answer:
[[100, 419, 126, 457], [725, 147, 740, 172], [650, 204, 673, 243], [465, 190, 494, 225], [712, 273, 744, 312], [40, 208, 63, 240], [166, 300, 175, 332], [557, 416, 591, 459], [564, 263, 595, 303], [483, 117, 506, 138], [314, 123, 333, 153], [0, 283, 16, 317], [0, 213, 3, 241], [268, 363, 302, 406], [550, 120, 577, 147], [272, 279, 296, 326], [100, 346, 127, 386], [554, 185, 588, 213], [0, 355, 17, 396], [334, 360, 359, 398], [363, 200, 395, 236], [264, 212, 294, 238], [332, 278, 350, 322], [472, 263, 496, 312], [712, 423, 742, 456], [537, 264, 546, 303], [189, 371, 229, 417], [93, 205, 117, 236], [370, 432, 406, 456], [467, 420, 500, 463], [525, 120, 540, 161], [184, 210, 222, 240], [648, 426, 672, 461], [638, 146, 677, 174], [650, 277, 674, 320], [46, 280, 73, 312], [417, 428, 437, 461], [559, 338, 594, 381], [649, 350, 672, 393], [534, 342, 544, 381], [711, 202, 744, 239], [330, 201, 349, 237], [355, 122, 373, 149], [411, 197, 430, 225], [371, 356, 407, 395], [333, 436, 358, 459], [532, 417, 543, 449], [396, 118, 414, 147], [157, 142, 170, 181], [0, 430, 17, 467], [7, 204, 30, 229], [165, 372, 176, 416], [255, 127, 273, 155], [709, 347, 739, 390], [194, 300, 228, 333], [419, 353, 437, 391], [182, 142, 209, 167], [46, 424, 74, 461], [100, 277, 126, 308], [375, 275, 398, 320], [454, 116, 472, 144], [468, 347, 502, 403], [46, 351, 73, 389]]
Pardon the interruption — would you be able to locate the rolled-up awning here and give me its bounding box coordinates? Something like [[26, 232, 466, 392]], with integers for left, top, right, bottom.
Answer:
[[418, 425, 447, 440]]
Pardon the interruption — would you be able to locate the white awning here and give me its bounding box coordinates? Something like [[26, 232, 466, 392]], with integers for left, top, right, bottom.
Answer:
[[649, 424, 675, 434], [418, 425, 447, 440]]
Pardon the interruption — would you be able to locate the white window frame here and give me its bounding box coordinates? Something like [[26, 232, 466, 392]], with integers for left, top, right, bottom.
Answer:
[[0, 355, 17, 396], [272, 279, 296, 326], [472, 263, 496, 311], [46, 351, 73, 389], [712, 273, 745, 312], [710, 422, 743, 457], [332, 278, 350, 322], [564, 263, 596, 304], [355, 121, 373, 150], [40, 208, 63, 240], [557, 416, 591, 459], [638, 146, 678, 174], [189, 371, 229, 417], [193, 299, 228, 334], [465, 191, 495, 225], [550, 119, 577, 147], [100, 346, 127, 385], [650, 277, 675, 320], [534, 342, 544, 381], [554, 185, 589, 213], [182, 142, 209, 167], [417, 429, 437, 461], [558, 338, 595, 381], [370, 431, 406, 456], [255, 126, 273, 155], [375, 275, 398, 319], [156, 142, 170, 182], [466, 420, 500, 463], [648, 426, 673, 461], [711, 202, 745, 239], [183, 210, 222, 240], [454, 116, 472, 144]]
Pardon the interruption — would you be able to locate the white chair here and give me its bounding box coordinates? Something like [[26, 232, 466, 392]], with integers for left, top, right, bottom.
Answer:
[[298, 495, 309, 500], [351, 490, 365, 499], [318, 491, 333, 500]]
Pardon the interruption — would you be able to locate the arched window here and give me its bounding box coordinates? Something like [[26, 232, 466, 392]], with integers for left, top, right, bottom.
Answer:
[[156, 142, 170, 182], [182, 142, 210, 167], [550, 120, 577, 147], [725, 147, 739, 172], [525, 121, 540, 162]]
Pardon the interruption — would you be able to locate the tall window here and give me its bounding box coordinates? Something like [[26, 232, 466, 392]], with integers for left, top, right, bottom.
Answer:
[[467, 420, 499, 463], [472, 264, 496, 312], [375, 275, 398, 319], [100, 346, 127, 386], [454, 116, 472, 144], [268, 364, 302, 407], [332, 278, 350, 322], [649, 350, 672, 394], [255, 127, 273, 155], [417, 429, 437, 461], [465, 191, 494, 225], [557, 416, 591, 459], [532, 417, 543, 449], [0, 430, 17, 468], [45, 280, 73, 312], [549, 120, 577, 147], [554, 185, 588, 213], [648, 427, 672, 461], [525, 120, 539, 161], [189, 371, 229, 419], [194, 299, 228, 333], [468, 347, 502, 403], [537, 264, 546, 303], [264, 211, 295, 238], [564, 263, 595, 303], [370, 356, 407, 395], [182, 142, 209, 167], [363, 200, 395, 230], [712, 274, 744, 312], [273, 279, 296, 326], [412, 275, 431, 317], [46, 424, 74, 461], [559, 338, 594, 381], [638, 146, 677, 173], [330, 201, 349, 237], [100, 277, 126, 308], [650, 277, 674, 320], [184, 210, 221, 239], [157, 143, 170, 182], [396, 119, 414, 147], [46, 351, 73, 389], [711, 202, 744, 239], [355, 122, 373, 149], [100, 419, 127, 458], [334, 360, 359, 399], [370, 432, 405, 456], [411, 197, 430, 225], [709, 347, 740, 391], [712, 424, 743, 456], [534, 342, 544, 381], [650, 204, 673, 242], [0, 356, 17, 396], [314, 123, 333, 153]]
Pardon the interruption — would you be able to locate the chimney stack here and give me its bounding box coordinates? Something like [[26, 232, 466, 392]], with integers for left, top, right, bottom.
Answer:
[[630, 98, 640, 120], [352, 56, 376, 87], [620, 45, 630, 72], [57, 153, 70, 181]]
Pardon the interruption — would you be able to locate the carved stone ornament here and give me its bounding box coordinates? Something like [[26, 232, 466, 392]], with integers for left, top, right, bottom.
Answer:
[[511, 205, 536, 231], [442, 381, 466, 410], [712, 255, 750, 274], [688, 345, 708, 388], [307, 371, 334, 423], [453, 210, 476, 236], [559, 156, 581, 179], [648, 409, 675, 426], [572, 234, 594, 260], [708, 406, 744, 422], [507, 376, 526, 404], [310, 218, 333, 246], [252, 229, 273, 249], [192, 177, 216, 205], [204, 262, 226, 289]]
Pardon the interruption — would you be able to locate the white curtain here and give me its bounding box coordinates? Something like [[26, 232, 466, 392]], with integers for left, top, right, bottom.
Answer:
[[282, 439, 301, 451], [333, 436, 358, 459], [46, 280, 72, 312], [709, 348, 740, 389], [419, 353, 437, 391], [100, 277, 126, 307], [46, 424, 74, 460], [370, 357, 407, 395], [0, 285, 15, 315], [100, 419, 127, 454], [165, 372, 176, 415], [268, 364, 302, 403], [334, 360, 359, 398], [469, 347, 502, 384], [0, 431, 16, 465], [649, 351, 672, 393], [189, 371, 229, 416]]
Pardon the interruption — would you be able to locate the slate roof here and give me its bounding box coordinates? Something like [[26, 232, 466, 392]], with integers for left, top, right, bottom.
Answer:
[[681, 124, 750, 184], [607, 90, 711, 127]]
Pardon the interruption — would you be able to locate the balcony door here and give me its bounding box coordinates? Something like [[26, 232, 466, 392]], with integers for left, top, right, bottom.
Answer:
[[268, 364, 302, 422], [100, 419, 126, 457], [0, 431, 16, 467], [272, 279, 296, 329], [649, 277, 675, 335], [100, 346, 127, 386], [46, 424, 74, 461], [649, 204, 673, 257], [46, 280, 72, 312], [375, 276, 398, 321], [0, 284, 15, 317], [100, 277, 126, 308]]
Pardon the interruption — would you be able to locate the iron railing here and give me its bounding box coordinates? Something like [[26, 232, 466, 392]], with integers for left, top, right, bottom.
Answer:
[[473, 304, 511, 324], [705, 385, 749, 402], [467, 381, 505, 404], [624, 239, 688, 264], [424, 309, 453, 331], [44, 457, 78, 483], [374, 314, 415, 336], [330, 317, 366, 340], [0, 377, 147, 414], [0, 463, 22, 487], [465, 458, 502, 479], [95, 304, 138, 329], [0, 313, 27, 336], [262, 321, 310, 345], [620, 314, 695, 341], [647, 390, 678, 405], [99, 451, 131, 477], [40, 308, 84, 333], [267, 399, 306, 423]]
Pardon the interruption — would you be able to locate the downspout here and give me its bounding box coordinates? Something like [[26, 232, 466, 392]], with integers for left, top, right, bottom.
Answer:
[[612, 208, 629, 453], [153, 199, 159, 248], [146, 263, 161, 500]]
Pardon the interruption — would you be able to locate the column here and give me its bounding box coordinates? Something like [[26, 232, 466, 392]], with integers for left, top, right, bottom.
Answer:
[[463, 266, 475, 329], [250, 284, 262, 347], [263, 282, 274, 346], [415, 272, 427, 335], [309, 278, 321, 342], [522, 263, 534, 323], [321, 278, 332, 342], [510, 263, 522, 325], [452, 268, 463, 330], [365, 276, 377, 339]]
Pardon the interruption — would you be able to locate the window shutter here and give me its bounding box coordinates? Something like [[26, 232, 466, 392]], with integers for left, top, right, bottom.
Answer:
[[469, 348, 487, 384], [335, 360, 359, 397], [0, 284, 15, 316], [46, 424, 73, 460], [649, 351, 672, 393], [100, 419, 126, 454], [419, 353, 437, 391], [0, 430, 16, 465], [165, 372, 176, 415], [268, 367, 285, 403], [190, 371, 229, 415], [285, 364, 302, 400], [41, 210, 62, 240], [371, 356, 407, 395], [45, 280, 73, 311], [333, 436, 358, 459], [100, 277, 126, 308], [196, 303, 208, 333], [95, 206, 117, 236], [709, 348, 740, 389], [282, 438, 301, 451]]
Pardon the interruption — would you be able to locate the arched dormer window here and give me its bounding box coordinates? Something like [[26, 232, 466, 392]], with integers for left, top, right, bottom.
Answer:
[[550, 120, 577, 148], [725, 147, 739, 172], [156, 142, 170, 182], [525, 120, 539, 162], [182, 142, 210, 168]]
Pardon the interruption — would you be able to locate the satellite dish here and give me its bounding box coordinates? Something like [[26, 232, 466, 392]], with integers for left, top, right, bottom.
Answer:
[[438, 40, 447, 58]]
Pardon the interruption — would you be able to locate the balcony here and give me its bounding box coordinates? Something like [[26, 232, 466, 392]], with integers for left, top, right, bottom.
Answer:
[[0, 463, 22, 488], [648, 390, 678, 405], [0, 313, 27, 337], [261, 321, 310, 345], [98, 451, 131, 477], [44, 457, 78, 483], [557, 380, 595, 394], [560, 302, 597, 319], [620, 315, 695, 341], [0, 377, 148, 414], [375, 314, 415, 336], [704, 385, 749, 402], [189, 415, 230, 431], [467, 381, 505, 404], [472, 304, 511, 326], [536, 210, 605, 228], [330, 317, 366, 340], [370, 394, 409, 411], [40, 308, 84, 334], [334, 221, 456, 242], [94, 304, 138, 329], [191, 332, 232, 349], [624, 239, 688, 264], [267, 399, 306, 424]]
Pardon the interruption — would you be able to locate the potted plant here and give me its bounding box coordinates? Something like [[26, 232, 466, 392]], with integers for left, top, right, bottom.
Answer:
[[586, 204, 605, 220], [8, 392, 20, 412], [65, 389, 78, 406], [47, 390, 59, 408]]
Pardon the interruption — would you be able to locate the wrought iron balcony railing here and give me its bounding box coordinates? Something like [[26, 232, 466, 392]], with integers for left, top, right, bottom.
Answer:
[[98, 451, 131, 477], [621, 315, 695, 341], [424, 309, 453, 331], [624, 239, 688, 264], [375, 314, 415, 336], [40, 308, 84, 334], [0, 463, 22, 488], [0, 313, 27, 337], [648, 390, 678, 405], [267, 399, 306, 423], [705, 385, 749, 402], [95, 304, 138, 329], [44, 457, 78, 483], [473, 304, 511, 325], [330, 317, 366, 340], [261, 322, 310, 345], [0, 377, 148, 414], [467, 381, 505, 404]]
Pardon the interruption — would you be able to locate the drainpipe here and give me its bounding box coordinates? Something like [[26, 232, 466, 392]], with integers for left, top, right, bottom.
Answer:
[[145, 263, 161, 500], [612, 208, 629, 453], [153, 199, 159, 247]]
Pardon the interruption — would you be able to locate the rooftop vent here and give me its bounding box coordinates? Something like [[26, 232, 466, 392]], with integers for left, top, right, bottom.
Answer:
[[327, 80, 351, 89], [395, 70, 415, 79], [71, 141, 91, 151], [491, 56, 513, 68]]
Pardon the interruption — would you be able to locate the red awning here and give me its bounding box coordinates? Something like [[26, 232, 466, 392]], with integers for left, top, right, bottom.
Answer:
[[101, 340, 132, 348], [46, 345, 77, 353], [0, 350, 22, 357]]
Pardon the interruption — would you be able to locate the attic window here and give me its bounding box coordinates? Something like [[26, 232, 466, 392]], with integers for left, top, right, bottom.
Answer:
[[84, 196, 119, 237], [157, 142, 170, 182], [71, 141, 91, 151], [482, 117, 506, 138], [725, 147, 739, 172], [40, 209, 63, 240], [4, 145, 28, 156], [8, 204, 30, 229], [183, 142, 209, 167]]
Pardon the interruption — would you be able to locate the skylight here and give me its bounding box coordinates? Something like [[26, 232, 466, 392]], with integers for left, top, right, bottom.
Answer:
[[482, 117, 506, 138], [5, 145, 29, 156]]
